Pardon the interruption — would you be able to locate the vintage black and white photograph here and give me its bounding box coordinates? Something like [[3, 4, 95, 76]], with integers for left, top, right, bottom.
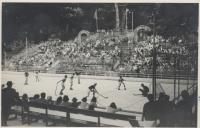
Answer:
[[1, 2, 198, 127]]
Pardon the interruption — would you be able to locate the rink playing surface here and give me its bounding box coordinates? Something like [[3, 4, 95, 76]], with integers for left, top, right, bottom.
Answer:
[[1, 71, 191, 126]]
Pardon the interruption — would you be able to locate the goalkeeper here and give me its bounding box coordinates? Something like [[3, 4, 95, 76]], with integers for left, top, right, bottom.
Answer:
[[139, 83, 149, 97]]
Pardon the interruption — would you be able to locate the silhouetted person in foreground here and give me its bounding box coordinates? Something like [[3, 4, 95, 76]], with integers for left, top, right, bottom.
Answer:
[[1, 81, 17, 126], [139, 83, 149, 97], [175, 90, 192, 127], [157, 94, 175, 127], [142, 94, 157, 121]]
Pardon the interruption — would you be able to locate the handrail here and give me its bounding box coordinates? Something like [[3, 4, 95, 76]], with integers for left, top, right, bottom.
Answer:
[[15, 101, 137, 127], [96, 106, 143, 115]]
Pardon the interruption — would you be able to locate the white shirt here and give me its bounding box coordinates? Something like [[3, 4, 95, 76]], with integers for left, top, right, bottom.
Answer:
[[79, 102, 89, 109], [106, 106, 119, 113]]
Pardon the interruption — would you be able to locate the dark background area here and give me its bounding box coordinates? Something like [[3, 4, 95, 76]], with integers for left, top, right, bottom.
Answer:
[[2, 3, 198, 44]]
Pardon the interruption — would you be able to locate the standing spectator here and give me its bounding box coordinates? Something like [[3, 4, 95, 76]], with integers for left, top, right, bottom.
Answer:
[[106, 102, 121, 113], [157, 94, 175, 127], [162, 95, 175, 126], [142, 94, 157, 121], [1, 81, 17, 126], [175, 90, 192, 126], [24, 72, 29, 85]]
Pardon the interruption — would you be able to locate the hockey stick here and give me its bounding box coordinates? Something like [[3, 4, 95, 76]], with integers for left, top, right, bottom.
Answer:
[[96, 92, 108, 99]]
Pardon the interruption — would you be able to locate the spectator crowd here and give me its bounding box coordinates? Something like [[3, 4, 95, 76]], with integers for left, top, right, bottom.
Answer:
[[7, 30, 196, 76], [1, 80, 197, 127]]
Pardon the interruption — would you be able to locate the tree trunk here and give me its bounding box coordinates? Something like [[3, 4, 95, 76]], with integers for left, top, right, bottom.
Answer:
[[114, 3, 120, 31], [121, 8, 126, 30]]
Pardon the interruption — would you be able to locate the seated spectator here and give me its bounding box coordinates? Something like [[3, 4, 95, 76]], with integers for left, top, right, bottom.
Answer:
[[55, 96, 62, 105], [29, 94, 40, 102], [88, 97, 97, 110], [70, 97, 80, 108], [142, 94, 156, 121], [79, 97, 89, 109], [15, 92, 21, 104], [21, 93, 29, 111], [2, 81, 17, 126], [60, 95, 70, 107], [47, 96, 53, 105], [106, 102, 121, 113], [38, 92, 47, 104], [175, 90, 192, 126]]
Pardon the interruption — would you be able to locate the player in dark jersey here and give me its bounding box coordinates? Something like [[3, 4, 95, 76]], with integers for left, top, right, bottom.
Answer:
[[139, 83, 149, 97], [87, 83, 108, 98], [56, 75, 67, 95], [118, 76, 126, 90], [87, 83, 97, 97], [24, 72, 29, 85], [70, 73, 75, 90]]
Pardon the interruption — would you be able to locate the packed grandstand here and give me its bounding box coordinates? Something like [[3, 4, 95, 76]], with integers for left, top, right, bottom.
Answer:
[[5, 27, 197, 79]]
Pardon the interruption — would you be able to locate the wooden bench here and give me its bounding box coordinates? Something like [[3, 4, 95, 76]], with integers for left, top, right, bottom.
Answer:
[[11, 101, 137, 127]]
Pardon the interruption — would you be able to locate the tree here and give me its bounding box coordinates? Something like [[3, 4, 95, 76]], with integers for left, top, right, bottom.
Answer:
[[114, 3, 120, 31]]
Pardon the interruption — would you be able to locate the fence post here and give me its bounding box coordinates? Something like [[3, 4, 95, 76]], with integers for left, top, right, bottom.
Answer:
[[45, 108, 48, 126], [21, 105, 24, 124], [27, 107, 30, 125], [97, 116, 100, 126], [66, 112, 70, 126]]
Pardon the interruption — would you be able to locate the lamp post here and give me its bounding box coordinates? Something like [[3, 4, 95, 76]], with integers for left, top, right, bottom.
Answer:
[[25, 32, 29, 72], [150, 11, 157, 101], [4, 51, 6, 69], [131, 10, 134, 32], [125, 8, 129, 30]]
